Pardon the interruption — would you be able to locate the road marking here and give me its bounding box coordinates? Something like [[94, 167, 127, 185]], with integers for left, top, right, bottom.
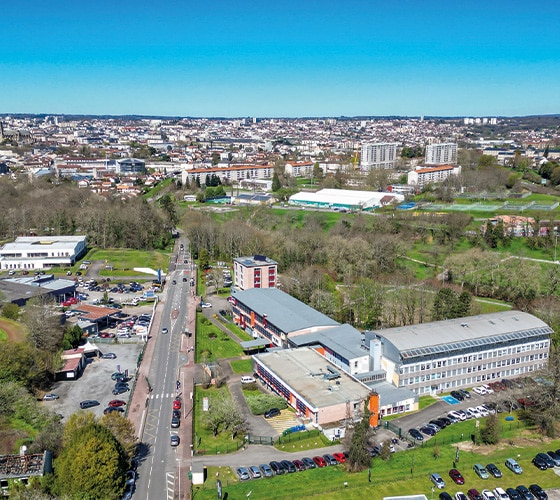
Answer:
[[166, 472, 175, 500]]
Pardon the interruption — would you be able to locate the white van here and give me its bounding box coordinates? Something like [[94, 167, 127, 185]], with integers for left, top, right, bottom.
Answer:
[[241, 376, 256, 384]]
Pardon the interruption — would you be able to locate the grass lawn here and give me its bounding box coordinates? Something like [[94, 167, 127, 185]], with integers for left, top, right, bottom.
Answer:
[[196, 314, 244, 362], [0, 329, 7, 341], [224, 323, 254, 342], [84, 248, 172, 272], [194, 415, 560, 499], [475, 298, 513, 314], [275, 429, 335, 451], [419, 395, 437, 410], [229, 359, 253, 374], [192, 385, 244, 455]]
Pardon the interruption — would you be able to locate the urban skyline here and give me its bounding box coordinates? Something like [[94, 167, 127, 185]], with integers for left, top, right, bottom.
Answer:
[[2, 0, 560, 117]]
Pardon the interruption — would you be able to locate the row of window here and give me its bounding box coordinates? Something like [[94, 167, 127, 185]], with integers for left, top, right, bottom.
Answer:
[[401, 341, 549, 374], [401, 353, 548, 386]]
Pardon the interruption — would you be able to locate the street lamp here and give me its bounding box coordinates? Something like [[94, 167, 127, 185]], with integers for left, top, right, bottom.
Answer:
[[554, 234, 558, 263]]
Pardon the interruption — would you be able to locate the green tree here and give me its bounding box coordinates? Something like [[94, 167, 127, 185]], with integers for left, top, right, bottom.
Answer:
[[480, 413, 500, 444], [100, 412, 138, 461], [159, 194, 179, 226], [54, 423, 128, 500], [198, 248, 210, 271], [271, 172, 282, 192], [61, 325, 83, 351], [380, 440, 391, 461], [346, 403, 372, 472], [1, 302, 19, 320]]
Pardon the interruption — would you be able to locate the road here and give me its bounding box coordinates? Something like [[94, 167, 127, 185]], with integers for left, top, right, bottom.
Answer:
[[135, 240, 194, 500]]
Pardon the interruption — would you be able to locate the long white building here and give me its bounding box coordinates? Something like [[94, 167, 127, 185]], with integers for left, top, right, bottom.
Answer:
[[0, 236, 87, 271], [360, 143, 398, 170], [407, 164, 461, 186]]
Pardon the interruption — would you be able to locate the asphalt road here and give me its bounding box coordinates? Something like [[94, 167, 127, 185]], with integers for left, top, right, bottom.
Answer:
[[136, 241, 194, 500]]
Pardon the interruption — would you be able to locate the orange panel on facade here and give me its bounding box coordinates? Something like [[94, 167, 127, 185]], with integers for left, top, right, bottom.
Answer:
[[369, 393, 379, 427], [250, 311, 255, 327]]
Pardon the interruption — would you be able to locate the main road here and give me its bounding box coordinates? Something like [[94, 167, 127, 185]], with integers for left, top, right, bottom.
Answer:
[[135, 240, 194, 500]]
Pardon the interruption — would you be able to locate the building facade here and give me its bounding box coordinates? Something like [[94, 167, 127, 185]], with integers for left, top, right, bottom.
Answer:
[[425, 142, 458, 165], [233, 255, 278, 291], [407, 164, 461, 186], [360, 143, 398, 170], [374, 311, 553, 395], [0, 236, 87, 271]]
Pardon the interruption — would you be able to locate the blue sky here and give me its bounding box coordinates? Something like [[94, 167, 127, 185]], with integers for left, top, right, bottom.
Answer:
[[1, 0, 559, 117]]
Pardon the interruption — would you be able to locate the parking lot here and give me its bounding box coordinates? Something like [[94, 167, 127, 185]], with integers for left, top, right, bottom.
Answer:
[[40, 342, 144, 420]]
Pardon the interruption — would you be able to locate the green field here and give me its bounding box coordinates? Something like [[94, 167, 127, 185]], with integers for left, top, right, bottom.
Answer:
[[194, 415, 560, 499], [84, 248, 172, 272], [0, 329, 7, 341], [195, 314, 244, 362], [229, 359, 253, 374]]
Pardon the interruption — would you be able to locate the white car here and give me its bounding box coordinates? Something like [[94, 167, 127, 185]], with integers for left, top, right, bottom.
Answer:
[[448, 411, 466, 421], [493, 488, 509, 500], [472, 386, 487, 395], [476, 405, 489, 417], [201, 302, 212, 309], [482, 490, 496, 500], [481, 384, 494, 394], [455, 493, 468, 500]]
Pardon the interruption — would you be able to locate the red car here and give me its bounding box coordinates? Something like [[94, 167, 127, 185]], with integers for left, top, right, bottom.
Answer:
[[449, 468, 465, 485], [312, 456, 327, 467], [108, 399, 126, 408], [333, 452, 347, 463], [467, 489, 483, 500], [173, 398, 182, 410]]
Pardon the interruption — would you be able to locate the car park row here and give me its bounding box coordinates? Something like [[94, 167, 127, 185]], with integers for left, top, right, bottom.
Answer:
[[235, 452, 348, 481]]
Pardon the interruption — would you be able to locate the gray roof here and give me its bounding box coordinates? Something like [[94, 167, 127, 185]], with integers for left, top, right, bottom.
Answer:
[[254, 347, 371, 410], [288, 324, 367, 361], [232, 288, 338, 334], [233, 255, 277, 268], [366, 381, 417, 406], [374, 311, 552, 361], [240, 338, 270, 349]]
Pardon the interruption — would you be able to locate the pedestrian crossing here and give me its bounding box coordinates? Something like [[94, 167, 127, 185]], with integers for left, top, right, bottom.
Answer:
[[166, 472, 175, 500], [264, 410, 304, 434]]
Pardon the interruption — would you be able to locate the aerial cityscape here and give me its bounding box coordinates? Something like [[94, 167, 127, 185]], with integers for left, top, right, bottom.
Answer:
[[1, 1, 560, 500]]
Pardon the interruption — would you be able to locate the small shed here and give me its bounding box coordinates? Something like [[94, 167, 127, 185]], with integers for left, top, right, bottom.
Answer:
[[191, 463, 206, 485]]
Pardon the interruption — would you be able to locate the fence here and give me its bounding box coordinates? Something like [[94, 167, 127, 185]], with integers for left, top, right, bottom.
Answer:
[[246, 434, 274, 445]]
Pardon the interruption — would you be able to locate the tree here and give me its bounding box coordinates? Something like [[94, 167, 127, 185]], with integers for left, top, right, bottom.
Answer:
[[21, 297, 62, 353], [346, 402, 372, 472], [159, 194, 178, 226], [480, 413, 500, 444], [432, 288, 470, 321], [271, 172, 282, 192], [100, 412, 138, 460], [60, 325, 83, 350], [1, 302, 19, 320], [54, 423, 128, 500], [380, 440, 391, 461]]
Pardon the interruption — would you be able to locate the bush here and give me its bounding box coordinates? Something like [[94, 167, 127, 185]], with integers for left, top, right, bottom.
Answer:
[[244, 392, 288, 415], [1, 303, 19, 321]]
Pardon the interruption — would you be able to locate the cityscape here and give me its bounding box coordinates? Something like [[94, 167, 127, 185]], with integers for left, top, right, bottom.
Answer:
[[2, 1, 560, 500]]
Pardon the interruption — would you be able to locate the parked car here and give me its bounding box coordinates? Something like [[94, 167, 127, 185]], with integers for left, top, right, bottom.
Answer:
[[79, 399, 100, 409], [440, 494, 453, 500], [201, 302, 212, 308], [43, 393, 59, 401], [173, 398, 182, 410], [473, 463, 489, 479], [430, 473, 446, 489], [248, 465, 261, 479], [467, 489, 483, 500], [546, 450, 560, 466], [420, 426, 437, 436], [493, 488, 510, 500], [236, 467, 250, 481], [101, 352, 117, 359], [456, 493, 468, 500], [301, 457, 316, 469], [104, 406, 124, 414], [292, 459, 306, 471], [264, 407, 280, 418], [473, 386, 487, 395], [323, 454, 338, 466], [535, 453, 555, 469], [449, 468, 465, 485], [333, 452, 346, 463], [112, 386, 129, 395], [280, 460, 297, 473], [515, 485, 535, 500], [505, 458, 523, 474], [459, 389, 471, 399], [171, 415, 180, 428], [451, 390, 465, 401], [170, 434, 180, 446], [259, 463, 273, 477], [162, 327, 168, 334], [532, 455, 549, 470], [269, 461, 285, 475], [528, 484, 547, 500], [486, 463, 502, 478], [312, 456, 327, 467], [108, 399, 127, 408], [409, 428, 424, 440], [482, 491, 497, 500], [505, 488, 523, 500]]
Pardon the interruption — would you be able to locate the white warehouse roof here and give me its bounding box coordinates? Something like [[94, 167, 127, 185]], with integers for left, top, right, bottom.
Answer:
[[289, 188, 404, 210]]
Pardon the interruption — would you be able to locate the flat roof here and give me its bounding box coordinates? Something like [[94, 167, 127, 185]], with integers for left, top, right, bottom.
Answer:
[[374, 311, 552, 360], [233, 255, 277, 267], [289, 188, 404, 207], [0, 235, 86, 253], [240, 338, 270, 349], [254, 347, 371, 409], [233, 288, 338, 334], [288, 324, 367, 361]]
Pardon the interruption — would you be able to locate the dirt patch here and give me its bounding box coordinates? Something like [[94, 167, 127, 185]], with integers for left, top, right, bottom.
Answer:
[[456, 432, 554, 455], [0, 426, 29, 455], [0, 318, 26, 342]]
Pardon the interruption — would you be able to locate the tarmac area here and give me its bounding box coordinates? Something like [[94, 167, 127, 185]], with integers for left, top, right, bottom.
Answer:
[[41, 341, 144, 419]]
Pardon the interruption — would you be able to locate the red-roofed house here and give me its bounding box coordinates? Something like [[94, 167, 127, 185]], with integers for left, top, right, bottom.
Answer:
[[55, 346, 87, 380], [407, 164, 461, 186]]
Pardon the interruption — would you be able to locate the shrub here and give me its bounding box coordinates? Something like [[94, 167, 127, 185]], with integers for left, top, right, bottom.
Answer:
[[244, 392, 288, 415], [1, 303, 19, 321]]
